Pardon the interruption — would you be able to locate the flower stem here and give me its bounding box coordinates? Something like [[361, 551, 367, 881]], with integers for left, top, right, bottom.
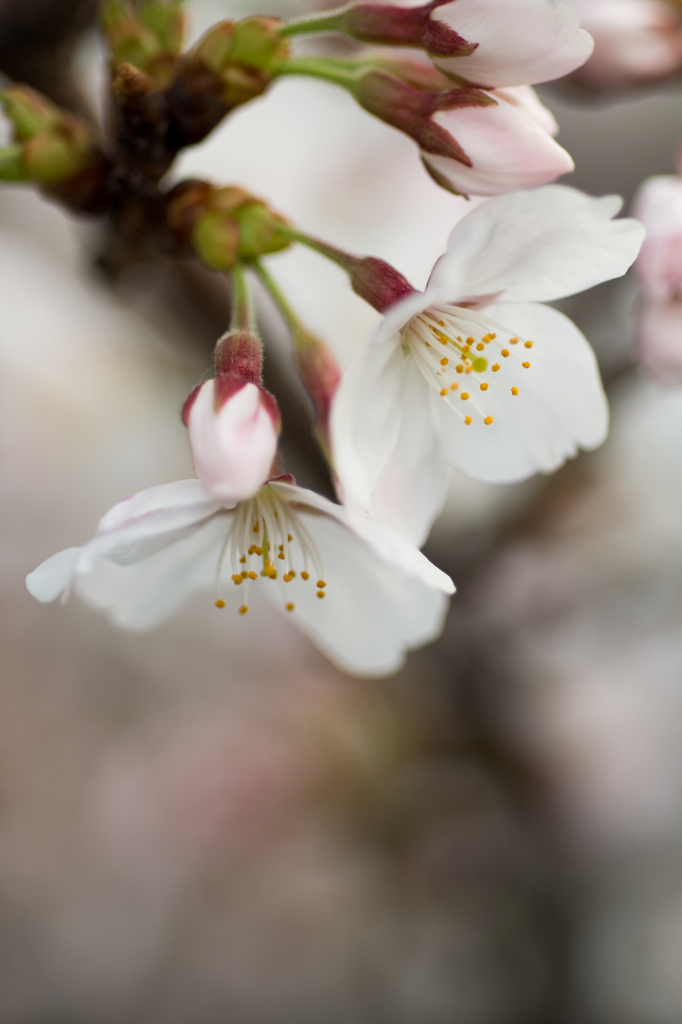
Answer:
[[279, 6, 349, 38], [230, 263, 255, 332], [252, 260, 308, 349], [273, 56, 365, 92]]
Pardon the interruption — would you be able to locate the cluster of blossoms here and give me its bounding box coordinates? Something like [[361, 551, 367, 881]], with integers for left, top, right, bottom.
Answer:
[[14, 0, 646, 675]]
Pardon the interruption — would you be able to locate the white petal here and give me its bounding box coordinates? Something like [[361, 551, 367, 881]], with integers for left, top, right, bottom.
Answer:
[[366, 356, 451, 546], [428, 185, 645, 303], [433, 302, 608, 482], [638, 300, 682, 385], [425, 97, 573, 198], [632, 176, 682, 303], [90, 481, 223, 568], [269, 481, 454, 593], [264, 509, 451, 677], [330, 335, 407, 509], [76, 514, 230, 629], [26, 547, 83, 602], [433, 0, 594, 86], [188, 380, 278, 503], [490, 85, 559, 137]]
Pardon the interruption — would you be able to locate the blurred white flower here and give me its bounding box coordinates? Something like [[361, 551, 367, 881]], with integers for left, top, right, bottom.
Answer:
[[633, 171, 682, 383], [566, 0, 682, 90], [26, 477, 454, 677], [332, 185, 644, 544]]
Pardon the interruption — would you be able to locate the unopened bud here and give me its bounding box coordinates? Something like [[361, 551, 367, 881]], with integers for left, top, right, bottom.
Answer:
[[165, 182, 290, 270], [182, 376, 281, 503], [229, 17, 289, 71], [103, 0, 185, 87], [0, 87, 103, 188], [294, 331, 341, 458]]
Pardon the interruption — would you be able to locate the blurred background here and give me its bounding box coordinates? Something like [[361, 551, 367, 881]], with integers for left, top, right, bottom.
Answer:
[[2, 1, 682, 1021]]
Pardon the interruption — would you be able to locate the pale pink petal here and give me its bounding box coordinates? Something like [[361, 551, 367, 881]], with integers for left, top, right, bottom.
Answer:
[[433, 0, 593, 87], [425, 95, 573, 198], [188, 379, 278, 502], [428, 185, 644, 303], [633, 176, 682, 303], [638, 300, 682, 385], [490, 85, 559, 137]]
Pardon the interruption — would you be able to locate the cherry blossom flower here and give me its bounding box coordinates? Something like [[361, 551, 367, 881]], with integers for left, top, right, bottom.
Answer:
[[26, 477, 454, 677], [633, 171, 682, 383], [331, 185, 645, 545], [566, 0, 682, 91]]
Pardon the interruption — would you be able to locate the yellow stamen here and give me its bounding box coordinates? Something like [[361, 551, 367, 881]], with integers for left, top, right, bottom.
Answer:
[[511, 386, 519, 395], [252, 523, 259, 533], [466, 337, 475, 345], [482, 333, 496, 342], [317, 580, 326, 588], [464, 416, 472, 425], [456, 364, 464, 374], [231, 575, 242, 585], [440, 388, 448, 397], [476, 342, 485, 351], [484, 416, 494, 425], [247, 571, 257, 580], [287, 534, 293, 541], [317, 591, 325, 599], [461, 392, 469, 401], [239, 556, 246, 564], [286, 602, 295, 612], [522, 361, 530, 368], [239, 605, 248, 615], [501, 349, 510, 358], [480, 382, 489, 391], [524, 341, 533, 349], [278, 552, 285, 560], [215, 599, 225, 609], [492, 363, 500, 372], [510, 337, 519, 345], [301, 571, 310, 581], [450, 382, 458, 391], [440, 357, 448, 366]]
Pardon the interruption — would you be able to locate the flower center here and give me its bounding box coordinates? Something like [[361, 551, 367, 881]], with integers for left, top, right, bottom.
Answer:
[[214, 486, 326, 615], [402, 303, 533, 426]]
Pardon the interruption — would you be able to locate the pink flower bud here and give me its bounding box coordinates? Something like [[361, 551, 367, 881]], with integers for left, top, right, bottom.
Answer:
[[183, 376, 281, 503]]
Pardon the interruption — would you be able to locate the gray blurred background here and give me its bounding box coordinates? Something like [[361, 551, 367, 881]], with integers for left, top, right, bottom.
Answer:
[[2, 2, 682, 1022]]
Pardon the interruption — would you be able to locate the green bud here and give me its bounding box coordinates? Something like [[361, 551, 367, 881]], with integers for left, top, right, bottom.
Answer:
[[0, 86, 59, 141], [102, 0, 185, 85], [192, 21, 235, 73], [192, 212, 240, 271], [0, 145, 26, 181], [230, 17, 289, 72], [234, 203, 290, 260]]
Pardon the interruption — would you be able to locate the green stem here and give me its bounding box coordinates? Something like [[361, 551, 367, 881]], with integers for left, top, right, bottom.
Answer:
[[273, 56, 364, 91], [274, 224, 356, 274], [253, 260, 308, 348], [230, 263, 255, 332], [279, 5, 348, 38]]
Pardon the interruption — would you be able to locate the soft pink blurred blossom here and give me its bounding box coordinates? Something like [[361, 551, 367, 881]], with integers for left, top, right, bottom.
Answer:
[[567, 0, 682, 90]]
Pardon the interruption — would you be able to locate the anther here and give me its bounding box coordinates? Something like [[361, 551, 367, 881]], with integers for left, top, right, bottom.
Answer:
[[440, 357, 448, 366], [287, 534, 293, 541], [524, 341, 533, 349], [522, 361, 530, 368], [501, 349, 510, 358], [461, 392, 470, 401], [286, 603, 295, 612], [440, 388, 448, 397], [510, 337, 519, 345], [476, 343, 485, 351], [483, 333, 496, 342], [464, 416, 472, 425], [239, 556, 246, 564], [239, 605, 248, 615], [232, 574, 242, 585], [450, 383, 458, 391], [480, 382, 489, 391], [317, 591, 326, 599], [215, 599, 225, 609], [456, 364, 464, 374], [247, 571, 257, 580], [492, 363, 500, 372], [301, 571, 310, 580], [466, 337, 475, 345], [317, 580, 326, 588], [278, 552, 285, 560], [484, 416, 494, 425], [511, 386, 519, 395], [252, 524, 259, 533], [240, 570, 247, 578]]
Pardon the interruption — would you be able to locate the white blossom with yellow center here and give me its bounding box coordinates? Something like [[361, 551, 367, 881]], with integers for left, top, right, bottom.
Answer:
[[26, 478, 454, 677], [332, 185, 645, 546]]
